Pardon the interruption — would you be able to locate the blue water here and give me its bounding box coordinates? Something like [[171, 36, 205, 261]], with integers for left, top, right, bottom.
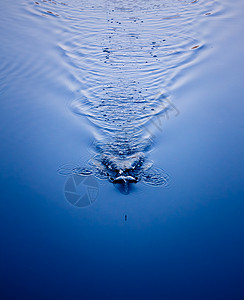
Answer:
[[0, 0, 243, 299]]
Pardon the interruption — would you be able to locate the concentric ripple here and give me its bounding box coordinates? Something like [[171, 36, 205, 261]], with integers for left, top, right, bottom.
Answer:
[[27, 0, 224, 188]]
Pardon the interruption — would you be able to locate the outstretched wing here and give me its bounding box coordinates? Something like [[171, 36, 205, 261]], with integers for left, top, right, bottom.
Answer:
[[57, 164, 93, 176], [141, 167, 169, 186]]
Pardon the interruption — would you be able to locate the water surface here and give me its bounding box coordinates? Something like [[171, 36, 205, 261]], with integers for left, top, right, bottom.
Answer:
[[0, 0, 243, 299]]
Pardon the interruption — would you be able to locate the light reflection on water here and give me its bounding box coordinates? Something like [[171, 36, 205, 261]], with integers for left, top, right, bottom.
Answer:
[[0, 0, 244, 299], [15, 0, 225, 190]]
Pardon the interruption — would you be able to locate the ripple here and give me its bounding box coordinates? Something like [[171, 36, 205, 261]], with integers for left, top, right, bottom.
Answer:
[[25, 0, 225, 186]]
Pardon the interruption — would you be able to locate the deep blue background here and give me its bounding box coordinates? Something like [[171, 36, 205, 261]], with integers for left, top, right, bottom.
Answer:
[[0, 1, 243, 299]]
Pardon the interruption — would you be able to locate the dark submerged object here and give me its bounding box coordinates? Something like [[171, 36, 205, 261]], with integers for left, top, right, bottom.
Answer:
[[58, 150, 169, 194], [58, 91, 172, 194]]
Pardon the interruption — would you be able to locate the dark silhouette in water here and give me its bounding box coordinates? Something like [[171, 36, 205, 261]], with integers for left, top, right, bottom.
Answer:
[[58, 92, 172, 194], [58, 150, 169, 194], [88, 151, 169, 194]]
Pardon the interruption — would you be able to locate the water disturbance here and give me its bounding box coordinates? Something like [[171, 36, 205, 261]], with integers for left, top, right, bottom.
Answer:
[[26, 0, 223, 193]]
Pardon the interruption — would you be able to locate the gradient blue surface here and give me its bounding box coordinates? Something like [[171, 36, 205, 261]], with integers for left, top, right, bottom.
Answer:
[[0, 1, 243, 299]]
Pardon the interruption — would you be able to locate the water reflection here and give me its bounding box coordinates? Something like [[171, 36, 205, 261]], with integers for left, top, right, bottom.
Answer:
[[27, 0, 222, 191]]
